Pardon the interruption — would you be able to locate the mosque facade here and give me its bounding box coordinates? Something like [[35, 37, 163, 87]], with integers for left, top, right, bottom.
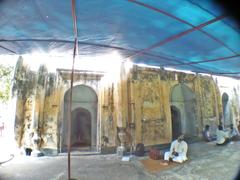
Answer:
[[12, 57, 240, 155]]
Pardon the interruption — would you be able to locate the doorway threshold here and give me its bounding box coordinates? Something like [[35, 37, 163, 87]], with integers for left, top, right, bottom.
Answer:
[[59, 146, 100, 156], [58, 151, 101, 156]]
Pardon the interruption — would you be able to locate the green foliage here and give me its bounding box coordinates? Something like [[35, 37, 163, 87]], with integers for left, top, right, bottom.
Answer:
[[0, 64, 14, 103]]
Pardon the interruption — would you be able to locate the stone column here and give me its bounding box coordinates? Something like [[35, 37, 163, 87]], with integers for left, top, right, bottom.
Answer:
[[31, 65, 47, 156], [31, 88, 44, 157], [116, 62, 128, 156], [129, 78, 136, 154]]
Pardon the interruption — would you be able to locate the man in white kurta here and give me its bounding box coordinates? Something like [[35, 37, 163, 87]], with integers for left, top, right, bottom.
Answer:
[[216, 125, 230, 145], [164, 135, 188, 163], [229, 124, 240, 141]]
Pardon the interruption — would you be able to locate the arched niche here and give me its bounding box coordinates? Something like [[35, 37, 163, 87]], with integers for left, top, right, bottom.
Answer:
[[171, 83, 197, 139], [62, 85, 98, 151], [222, 92, 231, 127]]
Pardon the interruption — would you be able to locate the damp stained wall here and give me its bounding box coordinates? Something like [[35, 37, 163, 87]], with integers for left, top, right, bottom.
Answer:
[[12, 58, 240, 155]]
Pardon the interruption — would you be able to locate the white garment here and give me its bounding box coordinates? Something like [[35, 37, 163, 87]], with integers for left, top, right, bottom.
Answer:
[[164, 152, 187, 163], [216, 129, 229, 144], [164, 140, 188, 163], [230, 127, 239, 138]]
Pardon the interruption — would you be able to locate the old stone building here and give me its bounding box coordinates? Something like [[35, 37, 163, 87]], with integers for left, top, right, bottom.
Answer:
[[12, 56, 240, 155]]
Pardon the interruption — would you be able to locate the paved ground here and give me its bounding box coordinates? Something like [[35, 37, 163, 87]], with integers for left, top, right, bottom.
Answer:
[[0, 141, 240, 180]]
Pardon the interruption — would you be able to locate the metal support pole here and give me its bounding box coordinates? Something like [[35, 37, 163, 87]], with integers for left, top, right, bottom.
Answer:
[[68, 0, 78, 179]]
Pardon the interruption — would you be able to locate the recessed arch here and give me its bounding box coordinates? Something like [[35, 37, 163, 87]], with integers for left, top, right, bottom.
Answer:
[[62, 85, 98, 151], [171, 83, 196, 102], [222, 92, 231, 127], [171, 83, 197, 139], [64, 85, 98, 103]]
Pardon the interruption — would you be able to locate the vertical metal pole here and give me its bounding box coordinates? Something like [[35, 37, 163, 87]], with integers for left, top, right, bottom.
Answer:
[[67, 38, 77, 180], [68, 0, 78, 179]]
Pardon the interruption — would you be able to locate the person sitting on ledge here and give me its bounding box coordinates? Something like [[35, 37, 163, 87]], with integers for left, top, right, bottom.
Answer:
[[202, 125, 216, 142], [164, 134, 188, 163], [216, 125, 230, 145], [229, 124, 240, 141]]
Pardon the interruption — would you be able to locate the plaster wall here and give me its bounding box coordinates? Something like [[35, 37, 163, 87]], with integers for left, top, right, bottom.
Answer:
[[13, 59, 240, 155]]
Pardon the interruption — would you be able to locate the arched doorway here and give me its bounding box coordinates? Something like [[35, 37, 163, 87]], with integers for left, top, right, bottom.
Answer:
[[71, 108, 91, 148], [171, 106, 181, 140], [171, 83, 197, 139], [222, 92, 231, 127], [62, 85, 98, 151]]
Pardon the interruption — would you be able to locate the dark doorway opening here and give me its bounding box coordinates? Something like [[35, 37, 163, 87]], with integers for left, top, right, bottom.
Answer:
[[71, 108, 91, 148], [222, 92, 230, 127], [171, 106, 182, 140]]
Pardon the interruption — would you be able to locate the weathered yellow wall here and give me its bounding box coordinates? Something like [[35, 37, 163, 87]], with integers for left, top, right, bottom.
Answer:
[[14, 61, 240, 155], [196, 76, 221, 128], [41, 89, 60, 150], [14, 98, 24, 147], [100, 83, 116, 147], [20, 96, 35, 149], [130, 68, 171, 146]]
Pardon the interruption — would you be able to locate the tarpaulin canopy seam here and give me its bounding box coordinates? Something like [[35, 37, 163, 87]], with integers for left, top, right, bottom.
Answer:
[[0, 0, 239, 78], [128, 0, 237, 54]]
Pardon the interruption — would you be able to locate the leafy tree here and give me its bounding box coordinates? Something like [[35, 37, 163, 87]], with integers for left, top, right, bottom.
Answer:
[[0, 65, 14, 103]]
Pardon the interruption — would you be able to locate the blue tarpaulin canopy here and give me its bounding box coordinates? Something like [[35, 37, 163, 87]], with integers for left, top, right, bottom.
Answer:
[[0, 0, 239, 78]]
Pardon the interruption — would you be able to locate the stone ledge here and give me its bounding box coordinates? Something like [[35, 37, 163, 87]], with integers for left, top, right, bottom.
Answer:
[[41, 148, 58, 156]]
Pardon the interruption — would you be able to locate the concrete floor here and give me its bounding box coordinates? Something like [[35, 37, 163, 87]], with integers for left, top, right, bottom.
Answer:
[[0, 141, 240, 180]]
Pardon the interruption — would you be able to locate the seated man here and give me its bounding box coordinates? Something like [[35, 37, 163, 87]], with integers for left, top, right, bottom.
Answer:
[[216, 125, 230, 145], [229, 124, 240, 141], [202, 124, 216, 142], [164, 135, 188, 163]]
